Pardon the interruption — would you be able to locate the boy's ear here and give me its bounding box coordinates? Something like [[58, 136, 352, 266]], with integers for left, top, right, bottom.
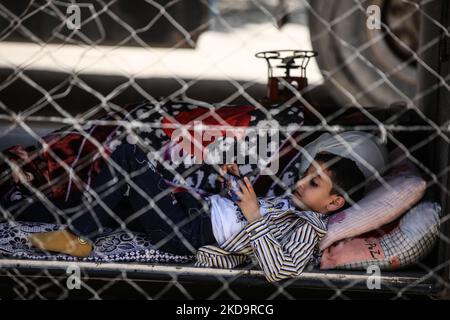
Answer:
[[326, 195, 346, 213]]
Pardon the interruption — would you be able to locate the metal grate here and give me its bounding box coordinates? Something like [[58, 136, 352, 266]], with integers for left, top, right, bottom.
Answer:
[[0, 0, 449, 300]]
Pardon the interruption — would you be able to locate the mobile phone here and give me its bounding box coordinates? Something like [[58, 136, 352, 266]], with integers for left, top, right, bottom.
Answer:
[[223, 173, 242, 202], [220, 167, 260, 202]]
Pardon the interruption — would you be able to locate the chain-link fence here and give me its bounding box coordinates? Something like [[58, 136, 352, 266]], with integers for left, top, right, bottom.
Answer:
[[0, 0, 449, 300]]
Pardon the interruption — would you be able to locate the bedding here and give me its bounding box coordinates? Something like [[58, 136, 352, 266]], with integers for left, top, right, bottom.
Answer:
[[0, 99, 303, 262], [320, 201, 441, 270], [0, 99, 304, 206], [0, 221, 195, 263]]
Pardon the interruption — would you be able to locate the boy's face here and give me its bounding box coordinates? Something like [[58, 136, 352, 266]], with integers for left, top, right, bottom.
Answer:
[[291, 160, 345, 214]]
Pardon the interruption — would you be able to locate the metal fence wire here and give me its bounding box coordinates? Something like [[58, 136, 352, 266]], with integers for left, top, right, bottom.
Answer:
[[0, 0, 449, 300]]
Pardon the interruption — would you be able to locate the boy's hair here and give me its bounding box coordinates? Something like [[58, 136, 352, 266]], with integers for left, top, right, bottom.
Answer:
[[313, 152, 366, 210]]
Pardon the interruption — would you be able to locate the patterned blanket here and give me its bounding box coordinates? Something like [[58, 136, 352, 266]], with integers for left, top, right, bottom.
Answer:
[[1, 99, 304, 203], [0, 221, 195, 263]]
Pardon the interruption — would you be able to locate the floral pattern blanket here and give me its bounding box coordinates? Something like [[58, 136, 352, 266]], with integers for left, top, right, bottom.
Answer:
[[0, 222, 195, 263]]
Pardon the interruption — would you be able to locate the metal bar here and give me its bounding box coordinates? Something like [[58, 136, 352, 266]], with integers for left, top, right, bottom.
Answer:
[[416, 0, 450, 294], [0, 259, 438, 295]]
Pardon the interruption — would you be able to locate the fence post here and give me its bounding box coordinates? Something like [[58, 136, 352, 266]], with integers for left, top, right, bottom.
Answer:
[[417, 0, 450, 296]]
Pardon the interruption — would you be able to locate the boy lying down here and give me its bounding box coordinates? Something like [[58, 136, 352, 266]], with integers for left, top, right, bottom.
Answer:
[[28, 131, 387, 282]]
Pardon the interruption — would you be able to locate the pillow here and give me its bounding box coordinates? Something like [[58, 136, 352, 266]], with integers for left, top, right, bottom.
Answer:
[[299, 131, 389, 180], [320, 201, 441, 270], [319, 151, 427, 251]]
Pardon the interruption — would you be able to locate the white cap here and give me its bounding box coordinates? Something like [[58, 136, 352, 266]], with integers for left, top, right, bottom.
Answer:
[[299, 131, 389, 179]]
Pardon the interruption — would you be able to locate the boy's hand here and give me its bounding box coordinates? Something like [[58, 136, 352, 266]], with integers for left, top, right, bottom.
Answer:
[[10, 162, 34, 185], [235, 177, 261, 223], [218, 163, 240, 183]]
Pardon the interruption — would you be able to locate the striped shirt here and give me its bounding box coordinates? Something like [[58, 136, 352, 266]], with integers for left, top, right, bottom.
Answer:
[[195, 197, 328, 282]]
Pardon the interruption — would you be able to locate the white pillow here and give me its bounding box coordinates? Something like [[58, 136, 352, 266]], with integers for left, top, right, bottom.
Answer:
[[319, 150, 427, 251], [299, 131, 389, 179]]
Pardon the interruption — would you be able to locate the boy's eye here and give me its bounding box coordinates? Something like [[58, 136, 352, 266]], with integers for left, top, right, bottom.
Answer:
[[309, 180, 318, 187]]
